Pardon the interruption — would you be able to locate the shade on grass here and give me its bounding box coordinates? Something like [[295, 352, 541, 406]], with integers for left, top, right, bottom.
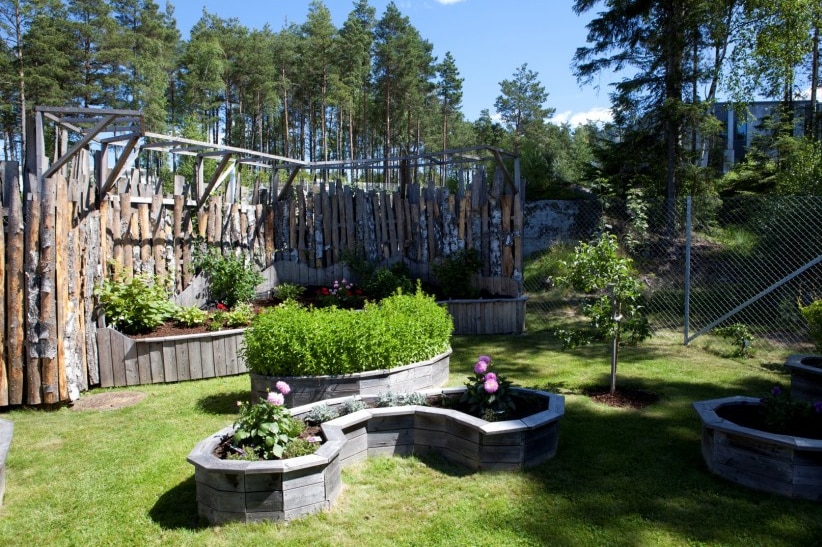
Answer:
[[0, 330, 819, 546]]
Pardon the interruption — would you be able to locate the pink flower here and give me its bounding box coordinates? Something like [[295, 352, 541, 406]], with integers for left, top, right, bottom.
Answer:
[[276, 381, 291, 395], [484, 372, 497, 383], [266, 391, 284, 406], [474, 360, 488, 375], [484, 378, 499, 394], [478, 355, 491, 364]]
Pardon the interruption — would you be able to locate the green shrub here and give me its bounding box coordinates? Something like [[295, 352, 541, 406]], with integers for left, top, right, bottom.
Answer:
[[97, 273, 177, 335], [799, 298, 822, 350], [431, 248, 482, 299], [175, 306, 209, 328], [713, 323, 756, 358], [194, 248, 264, 307], [273, 283, 305, 302], [243, 288, 453, 377]]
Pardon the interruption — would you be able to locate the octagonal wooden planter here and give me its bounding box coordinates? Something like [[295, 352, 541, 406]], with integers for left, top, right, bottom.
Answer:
[[188, 387, 565, 524], [785, 354, 822, 403], [249, 349, 452, 407], [693, 396, 822, 501]]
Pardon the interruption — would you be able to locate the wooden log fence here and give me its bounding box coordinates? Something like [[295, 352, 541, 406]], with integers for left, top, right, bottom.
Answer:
[[1, 138, 523, 407]]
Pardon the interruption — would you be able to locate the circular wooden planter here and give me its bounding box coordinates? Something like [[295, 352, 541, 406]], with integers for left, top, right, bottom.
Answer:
[[249, 348, 452, 407], [693, 396, 822, 501], [785, 354, 822, 402], [188, 387, 565, 524]]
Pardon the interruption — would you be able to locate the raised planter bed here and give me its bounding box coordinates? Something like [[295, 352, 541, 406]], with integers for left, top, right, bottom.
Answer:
[[785, 354, 822, 402], [249, 349, 452, 406], [441, 296, 527, 335], [188, 387, 565, 524], [693, 396, 822, 501], [0, 419, 12, 507], [96, 327, 247, 387]]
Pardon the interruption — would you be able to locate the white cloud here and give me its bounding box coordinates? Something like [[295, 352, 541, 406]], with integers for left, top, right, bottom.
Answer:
[[551, 107, 613, 127]]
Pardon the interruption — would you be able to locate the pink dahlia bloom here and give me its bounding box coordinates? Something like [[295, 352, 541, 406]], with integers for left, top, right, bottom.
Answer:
[[266, 391, 285, 406], [276, 380, 291, 395], [478, 355, 491, 364], [484, 378, 499, 394], [484, 372, 497, 382], [474, 360, 488, 375]]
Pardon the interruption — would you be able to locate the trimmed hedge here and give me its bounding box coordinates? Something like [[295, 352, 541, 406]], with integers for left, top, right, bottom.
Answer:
[[243, 289, 453, 376]]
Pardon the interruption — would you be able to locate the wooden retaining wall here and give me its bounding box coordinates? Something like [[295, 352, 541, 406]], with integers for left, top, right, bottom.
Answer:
[[95, 328, 247, 388], [1, 116, 524, 407]]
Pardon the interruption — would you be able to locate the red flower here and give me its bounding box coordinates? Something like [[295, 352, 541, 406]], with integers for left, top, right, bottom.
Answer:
[[321, 287, 330, 295], [216, 302, 228, 311]]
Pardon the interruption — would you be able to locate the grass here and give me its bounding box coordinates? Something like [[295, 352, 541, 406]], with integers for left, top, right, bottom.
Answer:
[[1, 331, 820, 546]]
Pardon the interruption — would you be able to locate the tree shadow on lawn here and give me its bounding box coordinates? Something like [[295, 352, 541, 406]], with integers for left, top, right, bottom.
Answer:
[[505, 376, 822, 546], [149, 475, 205, 530], [196, 390, 251, 415]]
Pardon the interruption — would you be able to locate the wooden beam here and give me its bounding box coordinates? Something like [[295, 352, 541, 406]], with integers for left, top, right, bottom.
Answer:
[[490, 148, 517, 195], [44, 114, 116, 178], [277, 167, 302, 201], [196, 153, 234, 210], [100, 136, 139, 195]]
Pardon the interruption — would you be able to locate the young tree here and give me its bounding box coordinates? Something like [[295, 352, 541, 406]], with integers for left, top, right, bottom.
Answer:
[[436, 50, 463, 151]]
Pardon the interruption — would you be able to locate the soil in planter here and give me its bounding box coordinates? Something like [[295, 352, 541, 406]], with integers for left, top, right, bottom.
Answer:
[[717, 404, 822, 440]]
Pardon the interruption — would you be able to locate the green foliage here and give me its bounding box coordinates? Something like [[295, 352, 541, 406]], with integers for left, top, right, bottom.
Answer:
[[364, 265, 414, 300], [376, 392, 400, 407], [431, 248, 482, 298], [242, 288, 452, 377], [222, 302, 255, 328], [232, 384, 303, 460], [174, 306, 209, 328], [799, 298, 822, 350], [555, 233, 651, 347], [341, 397, 368, 415], [713, 323, 756, 358], [303, 403, 340, 425], [273, 283, 306, 302], [760, 385, 821, 436], [460, 355, 516, 421], [400, 392, 428, 406], [97, 272, 177, 335], [194, 248, 264, 307], [314, 278, 365, 308]]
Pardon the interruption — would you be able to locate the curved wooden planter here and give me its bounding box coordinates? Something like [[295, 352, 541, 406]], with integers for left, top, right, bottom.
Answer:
[[249, 349, 452, 407], [785, 354, 822, 402], [0, 419, 12, 507], [441, 296, 527, 335], [188, 387, 565, 524], [96, 327, 247, 387], [693, 396, 822, 501]]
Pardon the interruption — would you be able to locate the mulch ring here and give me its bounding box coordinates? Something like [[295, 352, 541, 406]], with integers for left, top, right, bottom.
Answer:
[[584, 386, 659, 410], [70, 391, 147, 411]]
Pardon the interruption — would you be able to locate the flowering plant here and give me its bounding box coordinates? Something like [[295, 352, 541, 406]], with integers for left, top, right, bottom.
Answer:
[[760, 385, 822, 437], [461, 355, 516, 421], [231, 381, 304, 459], [315, 278, 364, 308]]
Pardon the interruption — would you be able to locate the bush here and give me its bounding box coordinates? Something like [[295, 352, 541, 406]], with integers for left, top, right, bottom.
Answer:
[[431, 248, 482, 298], [243, 288, 453, 377], [194, 248, 264, 307], [97, 273, 177, 335], [800, 298, 822, 351]]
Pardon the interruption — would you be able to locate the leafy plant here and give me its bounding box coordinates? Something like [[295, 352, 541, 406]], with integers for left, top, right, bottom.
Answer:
[[460, 355, 516, 421], [97, 271, 178, 335], [242, 288, 452, 377], [315, 278, 365, 308], [431, 248, 482, 299], [400, 392, 428, 406], [376, 392, 400, 407], [194, 248, 264, 307], [303, 403, 340, 425], [222, 302, 255, 327], [799, 298, 822, 351], [760, 385, 822, 436], [174, 306, 209, 328], [273, 283, 306, 302], [364, 266, 415, 300], [713, 323, 756, 358], [231, 381, 303, 460], [341, 397, 368, 415]]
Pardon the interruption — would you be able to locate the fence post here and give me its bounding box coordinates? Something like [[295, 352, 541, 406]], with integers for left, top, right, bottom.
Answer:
[[684, 196, 692, 345]]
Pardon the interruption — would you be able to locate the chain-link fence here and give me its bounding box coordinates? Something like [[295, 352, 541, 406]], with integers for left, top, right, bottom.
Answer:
[[522, 195, 822, 351]]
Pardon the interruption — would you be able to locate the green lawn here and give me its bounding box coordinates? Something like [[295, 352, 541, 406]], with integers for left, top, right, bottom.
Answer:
[[0, 331, 819, 546]]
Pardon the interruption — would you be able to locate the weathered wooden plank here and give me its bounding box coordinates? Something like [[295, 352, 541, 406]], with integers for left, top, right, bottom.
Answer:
[[39, 172, 59, 404], [173, 195, 184, 292], [175, 339, 191, 381], [225, 333, 238, 376], [200, 337, 216, 378], [55, 173, 70, 401], [151, 193, 166, 277], [148, 341, 164, 383], [123, 336, 139, 386], [188, 339, 203, 380], [138, 202, 151, 273], [213, 336, 227, 377], [136, 343, 152, 385], [501, 195, 513, 277], [110, 331, 128, 387], [96, 329, 114, 388], [121, 193, 134, 278], [162, 341, 178, 383]]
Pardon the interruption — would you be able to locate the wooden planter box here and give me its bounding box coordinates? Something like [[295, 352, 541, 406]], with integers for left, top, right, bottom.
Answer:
[[442, 296, 527, 335], [249, 349, 452, 406], [96, 327, 247, 387], [188, 387, 565, 524], [693, 396, 822, 501], [0, 419, 12, 507], [785, 354, 822, 402]]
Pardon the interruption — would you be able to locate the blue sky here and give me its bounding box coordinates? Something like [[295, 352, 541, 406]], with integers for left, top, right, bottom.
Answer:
[[170, 0, 616, 126]]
